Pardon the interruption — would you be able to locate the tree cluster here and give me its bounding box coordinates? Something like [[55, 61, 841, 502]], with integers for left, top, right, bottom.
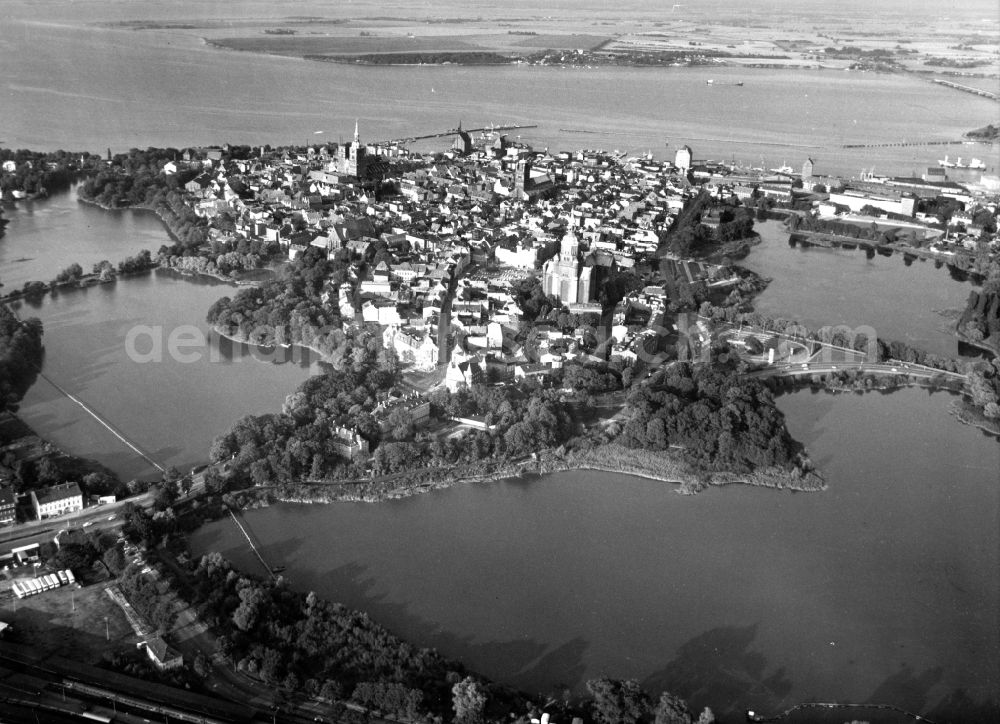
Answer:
[[0, 148, 96, 196], [712, 206, 756, 244], [189, 552, 462, 714], [658, 192, 715, 258], [874, 337, 965, 374], [208, 331, 398, 484], [118, 562, 179, 631], [78, 147, 224, 253], [118, 249, 156, 275], [615, 358, 802, 472], [0, 304, 44, 412], [788, 212, 900, 243], [54, 262, 84, 285], [957, 283, 1000, 351], [966, 359, 1000, 420], [206, 246, 352, 356], [586, 677, 713, 724], [373, 382, 575, 475]]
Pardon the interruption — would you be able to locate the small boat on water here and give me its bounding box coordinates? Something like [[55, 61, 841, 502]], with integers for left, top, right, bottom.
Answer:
[[939, 155, 955, 167], [706, 79, 714, 85], [735, 81, 744, 86]]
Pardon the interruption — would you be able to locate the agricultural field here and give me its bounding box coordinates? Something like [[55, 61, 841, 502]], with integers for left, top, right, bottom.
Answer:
[[210, 34, 485, 57], [100, 4, 997, 77]]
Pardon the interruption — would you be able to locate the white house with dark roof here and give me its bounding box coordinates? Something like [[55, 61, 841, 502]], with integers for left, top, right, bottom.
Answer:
[[30, 482, 83, 521]]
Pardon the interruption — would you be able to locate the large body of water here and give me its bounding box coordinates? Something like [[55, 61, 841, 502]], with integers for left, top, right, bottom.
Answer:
[[14, 268, 321, 480], [743, 221, 980, 359], [1, 4, 997, 178], [189, 387, 999, 720], [0, 186, 167, 289]]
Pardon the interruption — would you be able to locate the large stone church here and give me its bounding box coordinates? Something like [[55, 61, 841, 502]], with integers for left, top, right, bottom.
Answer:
[[542, 230, 593, 304], [335, 121, 370, 177]]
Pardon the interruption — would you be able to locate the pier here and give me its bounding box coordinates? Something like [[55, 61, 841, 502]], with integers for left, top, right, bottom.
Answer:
[[4, 301, 166, 474], [932, 78, 999, 101], [842, 139, 968, 149], [227, 507, 279, 580], [35, 371, 166, 474], [381, 123, 537, 145]]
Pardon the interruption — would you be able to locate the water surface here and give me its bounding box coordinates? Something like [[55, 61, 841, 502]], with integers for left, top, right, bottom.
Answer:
[[0, 7, 996, 177], [17, 272, 320, 480], [189, 387, 1000, 720], [0, 187, 165, 289], [741, 221, 980, 358]]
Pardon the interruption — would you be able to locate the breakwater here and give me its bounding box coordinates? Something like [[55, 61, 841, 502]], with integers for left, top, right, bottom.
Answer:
[[932, 78, 999, 101], [842, 139, 967, 149], [747, 700, 940, 722]]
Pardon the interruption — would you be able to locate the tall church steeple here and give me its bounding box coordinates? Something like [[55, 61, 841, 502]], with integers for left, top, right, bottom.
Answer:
[[353, 119, 360, 147]]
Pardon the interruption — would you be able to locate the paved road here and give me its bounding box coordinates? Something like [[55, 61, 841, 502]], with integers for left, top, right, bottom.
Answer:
[[747, 360, 967, 382], [0, 498, 147, 553]]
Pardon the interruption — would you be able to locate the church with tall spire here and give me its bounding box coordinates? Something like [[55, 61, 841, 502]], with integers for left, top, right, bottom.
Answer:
[[335, 119, 370, 177]]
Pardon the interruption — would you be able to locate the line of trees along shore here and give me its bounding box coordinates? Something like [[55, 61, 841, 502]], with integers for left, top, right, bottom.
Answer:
[[207, 340, 807, 489], [0, 148, 104, 198], [77, 146, 281, 277], [658, 191, 756, 258], [206, 245, 354, 358], [107, 497, 715, 724], [614, 355, 805, 472], [0, 301, 128, 502], [0, 302, 43, 412], [79, 150, 210, 249]]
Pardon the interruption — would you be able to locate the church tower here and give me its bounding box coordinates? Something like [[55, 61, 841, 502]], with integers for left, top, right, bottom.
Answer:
[[802, 157, 814, 185], [514, 159, 532, 200], [337, 120, 368, 177], [543, 230, 591, 304], [349, 119, 360, 169]]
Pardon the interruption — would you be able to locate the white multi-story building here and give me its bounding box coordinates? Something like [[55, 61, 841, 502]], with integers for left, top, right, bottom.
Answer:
[[31, 482, 83, 520]]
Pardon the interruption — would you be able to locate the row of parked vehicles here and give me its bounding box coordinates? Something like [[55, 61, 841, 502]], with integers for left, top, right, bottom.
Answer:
[[11, 568, 76, 598]]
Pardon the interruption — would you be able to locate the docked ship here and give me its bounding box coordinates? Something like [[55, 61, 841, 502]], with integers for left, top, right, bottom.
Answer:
[[937, 155, 986, 171]]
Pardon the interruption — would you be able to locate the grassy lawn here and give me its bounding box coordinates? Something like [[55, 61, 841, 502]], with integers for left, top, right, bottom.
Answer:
[[0, 573, 137, 663]]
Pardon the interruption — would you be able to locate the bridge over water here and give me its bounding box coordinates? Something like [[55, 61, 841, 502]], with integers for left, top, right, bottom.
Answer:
[[746, 359, 968, 384], [720, 324, 968, 384]]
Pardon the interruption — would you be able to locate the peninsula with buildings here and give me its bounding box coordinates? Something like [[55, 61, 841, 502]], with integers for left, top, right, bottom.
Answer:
[[4, 120, 999, 501], [1, 119, 999, 724]]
